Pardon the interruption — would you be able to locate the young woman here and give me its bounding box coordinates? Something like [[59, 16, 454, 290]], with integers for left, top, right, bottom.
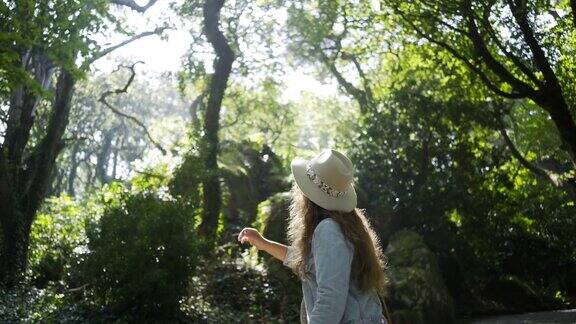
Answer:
[[238, 149, 389, 324]]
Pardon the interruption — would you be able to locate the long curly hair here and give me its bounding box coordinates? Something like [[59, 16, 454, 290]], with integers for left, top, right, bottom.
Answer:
[[286, 183, 388, 293]]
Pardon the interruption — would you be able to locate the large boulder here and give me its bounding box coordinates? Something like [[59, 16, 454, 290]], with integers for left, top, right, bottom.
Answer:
[[257, 192, 302, 322], [385, 229, 456, 324]]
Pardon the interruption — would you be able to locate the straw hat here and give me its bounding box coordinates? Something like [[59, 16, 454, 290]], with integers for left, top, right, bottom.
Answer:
[[290, 149, 357, 212]]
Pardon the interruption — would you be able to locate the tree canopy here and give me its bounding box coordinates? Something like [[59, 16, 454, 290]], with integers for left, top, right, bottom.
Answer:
[[1, 0, 575, 322]]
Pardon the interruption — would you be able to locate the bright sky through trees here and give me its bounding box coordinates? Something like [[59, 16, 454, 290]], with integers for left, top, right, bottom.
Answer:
[[93, 0, 337, 101]]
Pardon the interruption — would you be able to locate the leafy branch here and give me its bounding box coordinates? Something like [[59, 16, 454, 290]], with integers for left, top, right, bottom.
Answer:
[[84, 26, 168, 67]]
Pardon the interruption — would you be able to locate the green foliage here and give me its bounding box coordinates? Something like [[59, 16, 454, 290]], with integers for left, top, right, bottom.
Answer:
[[379, 0, 576, 185], [0, 285, 67, 323], [381, 0, 576, 108], [79, 192, 198, 318], [285, 0, 576, 312], [220, 81, 298, 161], [27, 196, 90, 287], [170, 147, 204, 209], [181, 250, 287, 323], [345, 52, 576, 309], [0, 0, 108, 95]]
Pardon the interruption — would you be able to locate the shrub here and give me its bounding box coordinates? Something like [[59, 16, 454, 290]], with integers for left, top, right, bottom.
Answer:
[[181, 248, 286, 323], [80, 192, 197, 318], [27, 196, 89, 287], [0, 285, 64, 323]]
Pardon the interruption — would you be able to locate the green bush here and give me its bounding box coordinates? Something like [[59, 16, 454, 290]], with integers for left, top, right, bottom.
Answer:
[[80, 192, 197, 318], [181, 249, 286, 323], [28, 196, 90, 287], [0, 285, 64, 323], [0, 284, 122, 323]]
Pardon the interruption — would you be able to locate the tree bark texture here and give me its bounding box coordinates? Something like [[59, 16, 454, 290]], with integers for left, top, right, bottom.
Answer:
[[197, 0, 235, 243], [0, 69, 76, 287]]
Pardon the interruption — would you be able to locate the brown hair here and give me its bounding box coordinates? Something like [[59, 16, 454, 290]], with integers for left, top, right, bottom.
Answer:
[[286, 183, 388, 293]]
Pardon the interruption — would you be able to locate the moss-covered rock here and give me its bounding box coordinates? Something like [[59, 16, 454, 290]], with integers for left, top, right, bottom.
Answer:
[[385, 229, 456, 324], [259, 192, 292, 242], [257, 192, 301, 322]]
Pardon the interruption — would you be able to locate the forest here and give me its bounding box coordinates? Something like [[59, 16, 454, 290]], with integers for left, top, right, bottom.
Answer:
[[1, 0, 576, 323]]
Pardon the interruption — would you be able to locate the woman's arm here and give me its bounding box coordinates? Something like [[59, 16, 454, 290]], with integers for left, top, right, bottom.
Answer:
[[237, 227, 289, 262]]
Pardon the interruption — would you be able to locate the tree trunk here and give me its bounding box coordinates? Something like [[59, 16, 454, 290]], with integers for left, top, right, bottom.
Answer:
[[533, 91, 576, 169], [96, 130, 114, 184], [570, 0, 576, 28], [49, 167, 65, 196], [24, 70, 76, 216], [67, 141, 80, 196], [112, 147, 119, 180], [4, 52, 54, 165], [197, 0, 235, 244], [0, 69, 76, 287], [548, 116, 576, 176], [0, 207, 34, 287], [0, 150, 25, 286]]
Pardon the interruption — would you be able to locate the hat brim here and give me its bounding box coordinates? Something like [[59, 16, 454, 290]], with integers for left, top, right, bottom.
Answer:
[[290, 157, 357, 213]]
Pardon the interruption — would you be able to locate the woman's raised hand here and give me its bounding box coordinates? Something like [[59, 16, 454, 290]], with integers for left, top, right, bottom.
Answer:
[[237, 227, 265, 250], [238, 228, 289, 262]]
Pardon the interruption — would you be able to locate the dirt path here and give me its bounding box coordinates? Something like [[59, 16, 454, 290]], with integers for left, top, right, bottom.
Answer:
[[466, 309, 576, 324]]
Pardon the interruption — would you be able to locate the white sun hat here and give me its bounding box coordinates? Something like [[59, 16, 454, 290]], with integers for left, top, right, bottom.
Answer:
[[290, 148, 357, 212]]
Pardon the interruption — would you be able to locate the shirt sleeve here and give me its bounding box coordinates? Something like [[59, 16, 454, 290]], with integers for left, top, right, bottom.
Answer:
[[283, 244, 297, 270], [308, 219, 354, 324]]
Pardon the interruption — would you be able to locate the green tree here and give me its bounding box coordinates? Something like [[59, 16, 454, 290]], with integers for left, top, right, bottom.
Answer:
[[178, 0, 286, 247], [178, 0, 237, 247], [0, 0, 163, 287], [197, 0, 236, 244], [382, 0, 576, 194], [285, 1, 576, 310], [51, 66, 187, 198]]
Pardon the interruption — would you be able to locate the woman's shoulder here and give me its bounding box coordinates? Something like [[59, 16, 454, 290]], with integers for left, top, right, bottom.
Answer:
[[313, 217, 344, 240], [312, 217, 353, 253]]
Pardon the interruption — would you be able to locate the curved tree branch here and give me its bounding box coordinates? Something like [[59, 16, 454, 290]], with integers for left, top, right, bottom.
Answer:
[[506, 0, 558, 87], [220, 109, 242, 129], [98, 61, 167, 155], [499, 125, 557, 184], [463, 0, 535, 96], [318, 49, 372, 113], [342, 52, 375, 106], [110, 0, 159, 13], [85, 26, 168, 67], [394, 7, 526, 99], [189, 90, 206, 126], [479, 4, 541, 85], [497, 118, 575, 199]]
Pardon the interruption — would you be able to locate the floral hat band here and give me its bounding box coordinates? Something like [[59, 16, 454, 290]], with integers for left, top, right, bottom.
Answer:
[[305, 163, 347, 198]]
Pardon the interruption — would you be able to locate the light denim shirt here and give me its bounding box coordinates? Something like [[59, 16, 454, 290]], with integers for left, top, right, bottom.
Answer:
[[283, 218, 387, 324]]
